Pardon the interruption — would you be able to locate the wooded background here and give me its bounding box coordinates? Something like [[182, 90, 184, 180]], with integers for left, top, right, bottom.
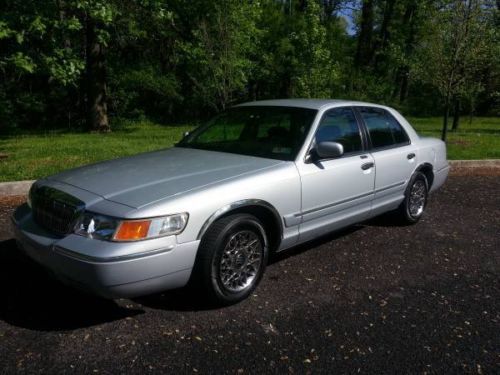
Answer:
[[1, 0, 498, 139]]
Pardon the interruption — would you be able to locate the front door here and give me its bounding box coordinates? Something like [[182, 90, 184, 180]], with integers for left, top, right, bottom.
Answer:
[[295, 107, 375, 242]]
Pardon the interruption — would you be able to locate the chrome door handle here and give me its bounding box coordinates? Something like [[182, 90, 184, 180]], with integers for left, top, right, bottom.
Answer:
[[361, 162, 374, 170], [407, 153, 415, 160]]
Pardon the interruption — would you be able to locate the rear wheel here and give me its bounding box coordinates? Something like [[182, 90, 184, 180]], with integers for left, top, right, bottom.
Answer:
[[194, 214, 268, 305], [396, 172, 429, 224]]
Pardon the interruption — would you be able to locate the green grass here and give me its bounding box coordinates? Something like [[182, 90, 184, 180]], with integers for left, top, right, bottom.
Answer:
[[0, 120, 194, 182], [407, 116, 500, 160], [0, 116, 498, 182]]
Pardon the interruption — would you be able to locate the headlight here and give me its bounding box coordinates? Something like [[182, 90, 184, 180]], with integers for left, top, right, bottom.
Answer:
[[74, 212, 188, 242], [27, 183, 36, 208], [74, 213, 119, 241]]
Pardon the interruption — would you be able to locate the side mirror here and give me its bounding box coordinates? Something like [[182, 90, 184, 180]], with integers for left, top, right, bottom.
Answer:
[[315, 141, 344, 159], [175, 131, 191, 146]]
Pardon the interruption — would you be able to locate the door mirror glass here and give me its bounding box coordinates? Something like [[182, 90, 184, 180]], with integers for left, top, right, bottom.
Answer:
[[315, 141, 344, 159]]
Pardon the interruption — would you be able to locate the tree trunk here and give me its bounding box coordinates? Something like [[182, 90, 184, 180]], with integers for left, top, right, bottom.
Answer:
[[451, 97, 460, 131], [379, 0, 396, 50], [355, 0, 374, 68], [393, 66, 410, 103], [468, 97, 475, 125], [441, 94, 450, 141], [85, 15, 110, 132], [374, 0, 396, 70], [393, 1, 416, 103]]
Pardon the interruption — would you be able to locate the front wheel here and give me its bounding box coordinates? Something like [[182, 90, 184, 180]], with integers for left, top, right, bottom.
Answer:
[[396, 172, 429, 224], [193, 214, 268, 305]]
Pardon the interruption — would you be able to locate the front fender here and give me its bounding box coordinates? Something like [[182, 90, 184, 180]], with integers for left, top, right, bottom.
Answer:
[[196, 199, 283, 240]]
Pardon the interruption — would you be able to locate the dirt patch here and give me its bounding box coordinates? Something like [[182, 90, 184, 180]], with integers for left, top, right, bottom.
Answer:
[[0, 196, 25, 241], [450, 166, 500, 176]]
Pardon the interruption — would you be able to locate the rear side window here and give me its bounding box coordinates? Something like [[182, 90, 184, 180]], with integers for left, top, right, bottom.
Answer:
[[315, 107, 363, 154], [358, 107, 409, 149]]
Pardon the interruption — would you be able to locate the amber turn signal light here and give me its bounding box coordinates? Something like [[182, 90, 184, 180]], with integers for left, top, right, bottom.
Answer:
[[114, 220, 151, 241]]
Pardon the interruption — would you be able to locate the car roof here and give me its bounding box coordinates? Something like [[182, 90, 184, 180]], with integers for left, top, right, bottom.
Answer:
[[234, 99, 387, 110]]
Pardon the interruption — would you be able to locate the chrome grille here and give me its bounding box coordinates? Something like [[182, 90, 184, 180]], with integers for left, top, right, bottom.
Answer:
[[30, 185, 85, 235]]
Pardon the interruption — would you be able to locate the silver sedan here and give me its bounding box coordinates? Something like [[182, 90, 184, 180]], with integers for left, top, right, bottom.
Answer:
[[12, 99, 449, 304]]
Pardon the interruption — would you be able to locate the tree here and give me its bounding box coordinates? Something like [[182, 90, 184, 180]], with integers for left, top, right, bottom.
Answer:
[[0, 0, 498, 131], [289, 0, 339, 97], [355, 0, 374, 68], [0, 0, 85, 129], [414, 0, 496, 140], [181, 0, 260, 112], [254, 0, 340, 99]]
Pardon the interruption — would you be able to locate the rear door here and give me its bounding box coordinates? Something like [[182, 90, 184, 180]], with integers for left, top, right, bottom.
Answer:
[[296, 106, 375, 242], [355, 106, 418, 216]]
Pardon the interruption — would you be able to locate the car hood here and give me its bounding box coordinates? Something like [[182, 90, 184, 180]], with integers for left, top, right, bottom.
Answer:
[[48, 147, 283, 209]]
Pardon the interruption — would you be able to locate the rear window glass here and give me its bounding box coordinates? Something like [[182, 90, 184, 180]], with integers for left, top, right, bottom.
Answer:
[[358, 107, 409, 149]]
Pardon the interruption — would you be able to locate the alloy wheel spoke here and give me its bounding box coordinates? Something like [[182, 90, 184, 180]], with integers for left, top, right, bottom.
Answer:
[[409, 180, 426, 217], [218, 230, 262, 293]]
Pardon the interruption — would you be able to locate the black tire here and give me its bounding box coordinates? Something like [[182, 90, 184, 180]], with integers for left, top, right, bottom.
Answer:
[[193, 214, 268, 305], [396, 172, 429, 224]]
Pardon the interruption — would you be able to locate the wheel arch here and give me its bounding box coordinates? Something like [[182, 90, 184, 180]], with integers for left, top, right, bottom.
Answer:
[[414, 162, 434, 189], [197, 199, 284, 253]]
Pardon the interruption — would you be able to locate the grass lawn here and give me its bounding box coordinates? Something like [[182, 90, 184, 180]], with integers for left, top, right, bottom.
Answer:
[[0, 116, 498, 182], [407, 116, 500, 160], [0, 120, 194, 182]]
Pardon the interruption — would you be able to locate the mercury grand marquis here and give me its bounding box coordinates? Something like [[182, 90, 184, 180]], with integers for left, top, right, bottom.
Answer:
[[12, 99, 449, 304]]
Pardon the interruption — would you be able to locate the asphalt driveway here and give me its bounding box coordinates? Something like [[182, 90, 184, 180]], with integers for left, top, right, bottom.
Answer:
[[0, 176, 498, 373]]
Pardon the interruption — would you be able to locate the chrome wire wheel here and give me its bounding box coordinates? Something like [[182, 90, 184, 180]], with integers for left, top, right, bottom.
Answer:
[[408, 179, 427, 218], [219, 230, 263, 293]]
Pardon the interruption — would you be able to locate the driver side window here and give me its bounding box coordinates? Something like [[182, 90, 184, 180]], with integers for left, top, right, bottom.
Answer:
[[315, 107, 363, 155]]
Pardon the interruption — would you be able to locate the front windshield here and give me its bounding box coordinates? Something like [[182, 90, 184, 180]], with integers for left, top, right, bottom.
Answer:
[[177, 106, 317, 161]]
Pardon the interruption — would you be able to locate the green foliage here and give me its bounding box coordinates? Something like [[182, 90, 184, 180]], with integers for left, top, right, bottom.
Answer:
[[181, 0, 261, 110], [0, 0, 498, 131], [43, 50, 85, 86], [414, 0, 496, 103], [6, 52, 37, 74], [289, 0, 339, 97]]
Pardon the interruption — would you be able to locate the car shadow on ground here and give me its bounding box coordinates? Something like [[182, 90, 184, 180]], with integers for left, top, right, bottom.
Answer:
[[136, 213, 404, 311], [0, 239, 143, 331], [0, 214, 401, 328], [136, 225, 366, 312]]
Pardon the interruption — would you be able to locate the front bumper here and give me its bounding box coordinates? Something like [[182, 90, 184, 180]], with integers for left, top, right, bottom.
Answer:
[[12, 204, 200, 299]]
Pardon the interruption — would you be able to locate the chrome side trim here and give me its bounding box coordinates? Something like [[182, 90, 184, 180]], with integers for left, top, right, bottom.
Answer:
[[374, 180, 406, 194], [291, 181, 406, 220], [53, 245, 174, 263], [297, 190, 374, 217], [283, 214, 301, 227], [197, 199, 284, 240]]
